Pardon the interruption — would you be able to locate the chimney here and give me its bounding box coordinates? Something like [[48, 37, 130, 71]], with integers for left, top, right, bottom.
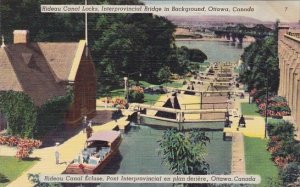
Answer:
[[13, 30, 29, 44]]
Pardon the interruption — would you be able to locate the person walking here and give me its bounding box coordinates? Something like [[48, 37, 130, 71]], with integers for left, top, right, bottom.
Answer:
[[82, 115, 87, 133], [54, 142, 60, 165], [239, 115, 246, 127], [86, 121, 93, 139]]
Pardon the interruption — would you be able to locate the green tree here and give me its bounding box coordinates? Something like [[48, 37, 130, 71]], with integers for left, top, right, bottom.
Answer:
[[156, 66, 172, 84], [240, 23, 279, 94], [169, 46, 207, 75], [187, 48, 207, 63], [158, 129, 210, 175]]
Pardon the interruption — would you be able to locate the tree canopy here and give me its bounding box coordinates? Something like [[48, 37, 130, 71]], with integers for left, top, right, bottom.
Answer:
[[158, 129, 210, 175], [239, 21, 279, 95]]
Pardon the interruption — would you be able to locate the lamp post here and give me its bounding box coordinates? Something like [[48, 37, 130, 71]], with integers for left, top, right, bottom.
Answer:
[[123, 72, 142, 103], [247, 66, 251, 104], [124, 77, 128, 101], [265, 68, 269, 138]]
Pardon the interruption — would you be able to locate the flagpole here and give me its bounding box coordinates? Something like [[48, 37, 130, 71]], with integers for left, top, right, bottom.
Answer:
[[85, 0, 88, 57]]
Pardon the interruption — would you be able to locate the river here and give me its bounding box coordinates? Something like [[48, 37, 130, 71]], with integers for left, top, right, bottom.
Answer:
[[176, 40, 250, 62]]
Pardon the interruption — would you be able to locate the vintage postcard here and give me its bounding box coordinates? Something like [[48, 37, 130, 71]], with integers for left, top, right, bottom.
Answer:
[[0, 0, 299, 187]]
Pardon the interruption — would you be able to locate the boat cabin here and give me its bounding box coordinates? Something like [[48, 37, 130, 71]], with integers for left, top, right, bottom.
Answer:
[[65, 130, 121, 174]]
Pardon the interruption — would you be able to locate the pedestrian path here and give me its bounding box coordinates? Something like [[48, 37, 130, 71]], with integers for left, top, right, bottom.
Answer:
[[7, 116, 129, 187], [231, 133, 245, 174], [224, 94, 265, 138], [0, 145, 17, 156]]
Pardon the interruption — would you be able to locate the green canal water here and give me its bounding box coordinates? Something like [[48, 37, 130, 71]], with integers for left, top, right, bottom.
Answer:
[[100, 124, 231, 187]]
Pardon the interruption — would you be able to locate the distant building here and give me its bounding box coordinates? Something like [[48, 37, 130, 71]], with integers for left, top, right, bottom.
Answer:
[[0, 30, 96, 129], [278, 26, 300, 139], [174, 27, 194, 38]]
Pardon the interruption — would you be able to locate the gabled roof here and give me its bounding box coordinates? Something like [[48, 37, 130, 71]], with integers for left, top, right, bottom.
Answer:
[[37, 42, 80, 82], [0, 49, 23, 91], [0, 40, 87, 106]]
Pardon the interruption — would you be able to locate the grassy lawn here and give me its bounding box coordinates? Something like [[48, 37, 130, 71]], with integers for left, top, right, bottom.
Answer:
[[144, 93, 162, 104], [241, 102, 260, 116], [162, 80, 184, 88], [0, 156, 37, 187], [244, 137, 280, 187], [108, 88, 125, 98], [139, 81, 155, 88]]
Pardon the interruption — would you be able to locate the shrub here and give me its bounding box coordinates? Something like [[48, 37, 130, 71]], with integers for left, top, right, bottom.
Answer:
[[256, 95, 291, 118], [0, 91, 37, 138], [0, 173, 9, 183], [267, 136, 281, 153], [267, 121, 298, 168], [280, 162, 300, 184], [36, 87, 73, 138], [266, 177, 283, 187], [268, 121, 295, 140], [286, 176, 300, 187], [293, 143, 300, 162], [128, 86, 144, 103], [157, 66, 171, 83], [271, 96, 287, 103], [0, 135, 42, 159], [16, 138, 42, 159]]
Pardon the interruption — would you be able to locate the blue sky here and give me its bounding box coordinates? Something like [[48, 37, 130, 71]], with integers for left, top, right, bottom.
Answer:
[[143, 1, 300, 22]]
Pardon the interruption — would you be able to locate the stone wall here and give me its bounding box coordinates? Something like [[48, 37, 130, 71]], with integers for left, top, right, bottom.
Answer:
[[278, 26, 300, 139]]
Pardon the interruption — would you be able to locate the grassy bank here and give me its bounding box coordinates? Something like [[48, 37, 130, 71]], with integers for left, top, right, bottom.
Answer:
[[0, 156, 37, 187], [161, 80, 184, 88], [241, 103, 260, 116], [244, 137, 279, 187], [144, 93, 162, 104]]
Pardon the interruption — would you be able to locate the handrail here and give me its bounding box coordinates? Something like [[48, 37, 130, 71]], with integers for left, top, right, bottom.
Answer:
[[129, 103, 229, 114]]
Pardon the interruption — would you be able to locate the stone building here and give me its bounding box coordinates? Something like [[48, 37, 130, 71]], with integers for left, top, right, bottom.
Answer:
[[278, 26, 300, 139], [0, 30, 96, 129]]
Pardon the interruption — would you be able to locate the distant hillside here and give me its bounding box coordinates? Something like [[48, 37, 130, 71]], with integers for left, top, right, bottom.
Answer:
[[166, 15, 272, 25]]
